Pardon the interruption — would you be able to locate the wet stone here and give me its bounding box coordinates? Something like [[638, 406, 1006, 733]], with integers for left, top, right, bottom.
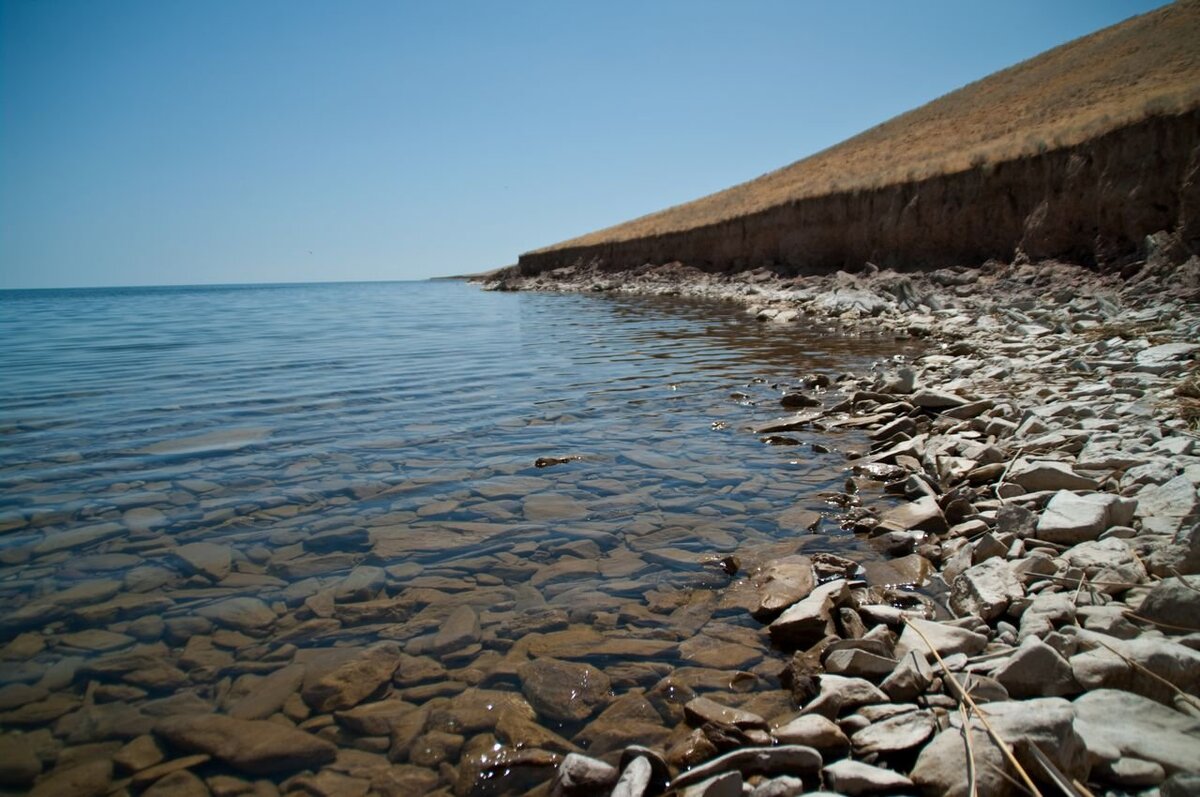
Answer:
[[518, 657, 611, 724], [154, 714, 337, 775]]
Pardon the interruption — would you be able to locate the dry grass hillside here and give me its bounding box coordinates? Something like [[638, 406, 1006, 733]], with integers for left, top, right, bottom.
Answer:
[[535, 1, 1200, 254]]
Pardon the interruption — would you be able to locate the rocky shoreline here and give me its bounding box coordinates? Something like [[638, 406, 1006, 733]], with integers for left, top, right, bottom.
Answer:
[[478, 246, 1200, 795]]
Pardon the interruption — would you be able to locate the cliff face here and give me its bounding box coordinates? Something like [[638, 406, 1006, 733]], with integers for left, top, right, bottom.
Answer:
[[517, 111, 1200, 277]]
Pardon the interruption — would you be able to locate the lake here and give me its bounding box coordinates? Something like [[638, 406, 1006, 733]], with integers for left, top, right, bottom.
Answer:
[[0, 280, 913, 794]]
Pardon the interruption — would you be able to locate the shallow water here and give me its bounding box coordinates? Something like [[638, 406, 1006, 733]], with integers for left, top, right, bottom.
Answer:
[[0, 281, 915, 793]]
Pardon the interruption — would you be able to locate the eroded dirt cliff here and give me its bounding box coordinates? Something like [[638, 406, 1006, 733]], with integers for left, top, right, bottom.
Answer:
[[515, 110, 1200, 279]]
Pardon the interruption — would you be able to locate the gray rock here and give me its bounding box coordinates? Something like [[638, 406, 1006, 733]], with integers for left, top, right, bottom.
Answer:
[[670, 746, 822, 791], [803, 675, 888, 719], [984, 697, 1091, 781], [1137, 575, 1200, 630], [1070, 630, 1200, 702], [823, 648, 896, 680], [911, 726, 1008, 797], [1136, 475, 1199, 535], [551, 753, 618, 797], [850, 709, 935, 754], [1061, 538, 1147, 592], [1135, 342, 1199, 365], [1036, 491, 1135, 544], [911, 388, 968, 409], [154, 714, 336, 775], [680, 772, 742, 797], [876, 495, 949, 535], [949, 558, 1023, 621], [1073, 689, 1200, 773], [894, 619, 987, 659], [747, 776, 806, 797], [768, 579, 847, 648], [1008, 459, 1099, 492], [880, 650, 933, 701], [1098, 757, 1166, 787], [993, 638, 1079, 698], [1018, 592, 1076, 641], [752, 556, 815, 621], [610, 755, 651, 797], [823, 760, 915, 795], [771, 714, 849, 752]]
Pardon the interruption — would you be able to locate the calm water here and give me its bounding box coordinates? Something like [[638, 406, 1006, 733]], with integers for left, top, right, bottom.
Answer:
[[0, 281, 913, 793]]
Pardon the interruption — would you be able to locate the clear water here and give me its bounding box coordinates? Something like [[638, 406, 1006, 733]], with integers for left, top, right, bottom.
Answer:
[[0, 281, 911, 792]]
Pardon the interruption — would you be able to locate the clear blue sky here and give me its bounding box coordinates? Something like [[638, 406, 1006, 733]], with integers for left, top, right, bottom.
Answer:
[[0, 0, 1166, 288]]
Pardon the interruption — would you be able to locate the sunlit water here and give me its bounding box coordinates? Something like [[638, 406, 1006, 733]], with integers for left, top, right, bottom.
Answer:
[[0, 281, 914, 793]]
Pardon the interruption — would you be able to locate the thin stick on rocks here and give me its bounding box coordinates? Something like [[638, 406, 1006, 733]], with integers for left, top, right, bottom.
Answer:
[[959, 701, 979, 797], [903, 618, 1043, 797], [1123, 610, 1200, 634]]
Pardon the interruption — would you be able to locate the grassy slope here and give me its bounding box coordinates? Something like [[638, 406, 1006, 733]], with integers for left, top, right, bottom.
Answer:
[[534, 1, 1200, 254]]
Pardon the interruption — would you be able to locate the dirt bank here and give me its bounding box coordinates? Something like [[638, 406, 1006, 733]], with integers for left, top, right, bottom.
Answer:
[[513, 110, 1200, 279]]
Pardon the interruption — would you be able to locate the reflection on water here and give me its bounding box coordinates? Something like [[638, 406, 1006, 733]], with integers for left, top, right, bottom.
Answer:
[[0, 281, 912, 794]]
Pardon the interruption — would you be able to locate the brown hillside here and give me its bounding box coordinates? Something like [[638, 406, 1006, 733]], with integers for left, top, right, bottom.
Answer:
[[533, 1, 1200, 255]]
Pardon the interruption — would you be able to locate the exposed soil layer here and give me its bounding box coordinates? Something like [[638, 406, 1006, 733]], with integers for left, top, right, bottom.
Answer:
[[514, 110, 1200, 278]]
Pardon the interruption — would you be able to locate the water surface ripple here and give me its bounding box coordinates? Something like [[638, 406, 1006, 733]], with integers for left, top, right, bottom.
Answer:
[[0, 281, 909, 794]]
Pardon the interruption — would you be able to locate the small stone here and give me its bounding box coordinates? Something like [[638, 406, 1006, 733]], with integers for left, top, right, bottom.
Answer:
[[994, 639, 1079, 698], [1036, 491, 1134, 544]]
